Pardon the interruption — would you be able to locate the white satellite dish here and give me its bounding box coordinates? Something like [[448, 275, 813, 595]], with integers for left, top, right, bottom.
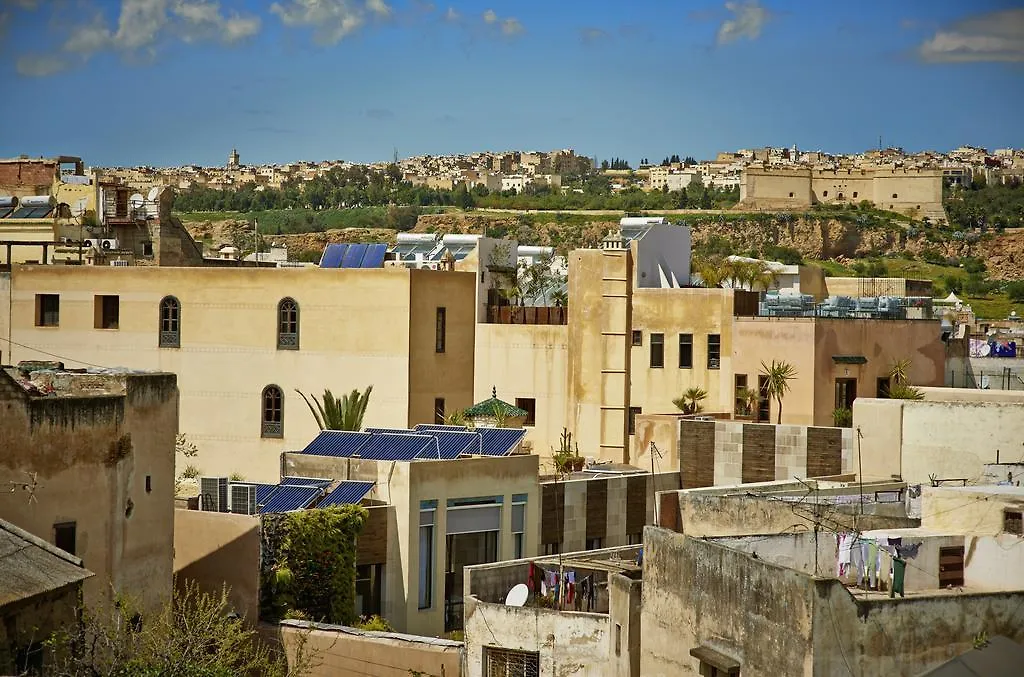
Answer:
[[129, 193, 145, 210], [146, 186, 160, 202], [980, 343, 992, 357], [504, 583, 529, 607]]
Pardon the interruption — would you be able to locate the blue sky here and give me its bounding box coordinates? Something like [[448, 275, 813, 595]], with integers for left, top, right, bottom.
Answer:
[[1, 0, 1022, 167]]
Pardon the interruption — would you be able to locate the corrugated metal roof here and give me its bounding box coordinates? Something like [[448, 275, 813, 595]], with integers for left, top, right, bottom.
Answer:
[[0, 519, 92, 606], [319, 481, 374, 507]]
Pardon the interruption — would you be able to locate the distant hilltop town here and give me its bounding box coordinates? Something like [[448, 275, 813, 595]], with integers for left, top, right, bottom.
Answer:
[[92, 144, 1023, 207]]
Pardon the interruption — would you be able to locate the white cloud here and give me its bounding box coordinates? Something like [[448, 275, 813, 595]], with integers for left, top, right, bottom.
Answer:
[[443, 6, 459, 22], [482, 9, 497, 25], [716, 0, 771, 45], [501, 18, 523, 36], [271, 0, 390, 44], [17, 54, 69, 77], [918, 9, 1024, 63], [366, 0, 392, 19], [221, 13, 261, 42], [64, 17, 113, 54]]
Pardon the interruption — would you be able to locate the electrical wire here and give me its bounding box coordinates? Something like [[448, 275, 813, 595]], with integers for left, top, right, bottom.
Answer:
[[0, 335, 116, 370]]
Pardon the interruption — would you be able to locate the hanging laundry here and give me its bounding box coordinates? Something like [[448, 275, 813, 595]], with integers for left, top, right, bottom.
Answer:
[[868, 541, 879, 588], [528, 562, 536, 591], [837, 533, 854, 577], [858, 539, 871, 586], [896, 541, 921, 560], [890, 558, 906, 598]]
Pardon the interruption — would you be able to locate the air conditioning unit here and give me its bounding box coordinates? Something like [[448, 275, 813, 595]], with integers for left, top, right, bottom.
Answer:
[[85, 238, 101, 250], [229, 483, 257, 515], [199, 477, 229, 512], [100, 238, 119, 250]]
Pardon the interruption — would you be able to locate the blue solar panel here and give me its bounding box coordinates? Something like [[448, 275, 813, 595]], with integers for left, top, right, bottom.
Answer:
[[357, 433, 435, 461], [0, 207, 13, 219], [11, 206, 52, 219], [414, 424, 469, 432], [281, 476, 332, 488], [259, 485, 322, 513], [319, 481, 374, 507], [255, 484, 277, 503], [302, 430, 371, 457], [365, 427, 415, 434], [417, 431, 482, 459], [479, 428, 526, 456], [342, 243, 368, 268], [319, 243, 347, 268], [361, 243, 387, 268]]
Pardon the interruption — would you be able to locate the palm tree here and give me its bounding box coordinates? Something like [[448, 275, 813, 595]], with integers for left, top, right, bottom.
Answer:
[[296, 386, 373, 431], [693, 256, 729, 288], [736, 386, 760, 416], [672, 387, 708, 415], [759, 360, 797, 424], [887, 358, 924, 400]]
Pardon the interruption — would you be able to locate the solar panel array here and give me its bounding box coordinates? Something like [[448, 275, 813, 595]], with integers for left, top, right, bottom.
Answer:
[[319, 243, 388, 269], [319, 480, 375, 507], [9, 206, 53, 219], [302, 425, 524, 460], [259, 484, 322, 513]]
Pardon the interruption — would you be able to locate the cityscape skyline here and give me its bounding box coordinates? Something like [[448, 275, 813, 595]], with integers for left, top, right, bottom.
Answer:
[[1, 0, 1023, 167]]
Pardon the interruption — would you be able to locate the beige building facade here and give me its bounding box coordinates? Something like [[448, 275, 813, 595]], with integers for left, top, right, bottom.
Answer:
[[2, 266, 477, 481], [283, 451, 540, 636]]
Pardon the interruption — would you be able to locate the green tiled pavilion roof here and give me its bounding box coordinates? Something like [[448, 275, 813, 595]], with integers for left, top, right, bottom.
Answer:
[[464, 387, 529, 418]]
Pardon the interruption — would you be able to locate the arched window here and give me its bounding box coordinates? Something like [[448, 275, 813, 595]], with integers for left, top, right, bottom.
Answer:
[[277, 298, 299, 350], [261, 385, 283, 438], [158, 296, 180, 348]]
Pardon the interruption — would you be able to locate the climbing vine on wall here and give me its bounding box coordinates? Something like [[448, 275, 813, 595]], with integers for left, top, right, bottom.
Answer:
[[260, 504, 367, 625]]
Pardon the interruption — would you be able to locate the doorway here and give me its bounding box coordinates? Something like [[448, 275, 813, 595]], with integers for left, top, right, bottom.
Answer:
[[835, 378, 858, 410]]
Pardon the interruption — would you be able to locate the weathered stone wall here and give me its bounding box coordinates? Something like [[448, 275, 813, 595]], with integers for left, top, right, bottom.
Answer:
[[640, 527, 815, 676]]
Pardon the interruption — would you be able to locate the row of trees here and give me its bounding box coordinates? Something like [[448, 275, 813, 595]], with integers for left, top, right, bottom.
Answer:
[[944, 177, 1024, 231]]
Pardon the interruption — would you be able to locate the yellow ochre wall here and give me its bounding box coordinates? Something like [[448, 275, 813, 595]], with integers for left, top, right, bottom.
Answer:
[[4, 265, 477, 481]]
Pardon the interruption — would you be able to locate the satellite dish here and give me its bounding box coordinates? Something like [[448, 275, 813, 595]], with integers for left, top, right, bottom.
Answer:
[[146, 186, 160, 202], [980, 343, 992, 357], [129, 193, 145, 210], [504, 583, 529, 607]]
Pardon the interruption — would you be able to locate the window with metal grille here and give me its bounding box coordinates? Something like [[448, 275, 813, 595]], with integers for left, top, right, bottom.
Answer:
[[484, 647, 540, 677], [436, 307, 447, 353], [1005, 511, 1023, 536], [631, 330, 642, 346], [261, 385, 283, 438], [435, 398, 446, 425], [277, 298, 299, 350], [707, 334, 721, 369], [159, 296, 180, 348], [628, 406, 642, 435]]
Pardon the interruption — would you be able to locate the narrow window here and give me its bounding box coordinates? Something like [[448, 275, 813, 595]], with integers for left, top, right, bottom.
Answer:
[[542, 542, 560, 556], [628, 406, 642, 435], [585, 537, 603, 550], [892, 193, 898, 199], [734, 374, 748, 415], [627, 532, 643, 545], [142, 241, 154, 256], [852, 191, 858, 198], [54, 522, 76, 556], [145, 475, 152, 493], [435, 307, 446, 353], [261, 385, 283, 438], [434, 397, 445, 425], [418, 504, 436, 609], [277, 298, 299, 350], [788, 192, 794, 198], [631, 330, 642, 346], [94, 295, 120, 329], [877, 377, 891, 398], [1005, 511, 1023, 536], [615, 623, 622, 656], [822, 190, 828, 197], [679, 333, 693, 368], [650, 333, 664, 368], [512, 499, 526, 559], [158, 296, 180, 348], [515, 398, 536, 426], [36, 294, 60, 327], [707, 334, 721, 369]]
